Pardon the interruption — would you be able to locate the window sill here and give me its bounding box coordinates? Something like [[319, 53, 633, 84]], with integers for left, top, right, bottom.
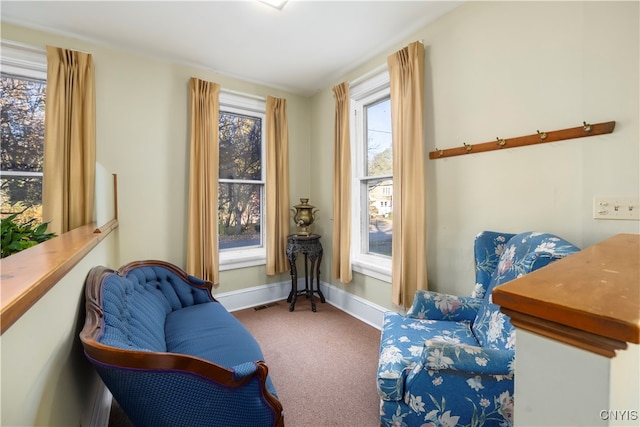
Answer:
[[219, 248, 266, 271], [352, 255, 391, 283], [0, 219, 118, 334]]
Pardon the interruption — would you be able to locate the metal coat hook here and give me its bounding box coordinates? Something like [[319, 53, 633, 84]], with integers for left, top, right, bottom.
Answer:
[[435, 148, 444, 157], [463, 142, 473, 152], [537, 130, 547, 141], [496, 137, 506, 147], [583, 121, 592, 133]]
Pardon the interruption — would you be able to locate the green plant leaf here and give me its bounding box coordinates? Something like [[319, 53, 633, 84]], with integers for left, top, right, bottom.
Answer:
[[0, 214, 56, 258]]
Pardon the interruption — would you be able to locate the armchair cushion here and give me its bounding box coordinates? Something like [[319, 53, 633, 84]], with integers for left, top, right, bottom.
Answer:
[[406, 291, 482, 322], [472, 232, 580, 349], [418, 341, 515, 375], [472, 301, 516, 351], [378, 312, 480, 401], [471, 231, 516, 299]]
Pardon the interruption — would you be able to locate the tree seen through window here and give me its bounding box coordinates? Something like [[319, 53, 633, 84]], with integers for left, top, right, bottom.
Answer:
[[0, 74, 46, 223], [218, 111, 263, 250]]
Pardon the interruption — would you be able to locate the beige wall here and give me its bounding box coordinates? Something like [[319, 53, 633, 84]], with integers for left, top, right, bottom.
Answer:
[[0, 232, 119, 426], [311, 1, 639, 307], [2, 22, 311, 292]]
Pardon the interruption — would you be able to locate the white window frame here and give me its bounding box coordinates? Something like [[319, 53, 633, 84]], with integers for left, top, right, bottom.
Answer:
[[218, 90, 267, 271], [0, 40, 47, 209], [349, 67, 392, 282], [1, 40, 47, 79]]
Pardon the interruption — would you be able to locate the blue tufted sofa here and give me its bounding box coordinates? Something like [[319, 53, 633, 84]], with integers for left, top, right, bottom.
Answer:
[[377, 231, 580, 427], [79, 260, 283, 427]]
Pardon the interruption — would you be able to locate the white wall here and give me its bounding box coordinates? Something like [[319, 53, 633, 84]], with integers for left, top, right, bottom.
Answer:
[[516, 331, 640, 427], [310, 1, 640, 308]]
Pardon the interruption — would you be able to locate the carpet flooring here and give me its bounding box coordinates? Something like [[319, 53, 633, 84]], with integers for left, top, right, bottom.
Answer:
[[108, 297, 382, 426]]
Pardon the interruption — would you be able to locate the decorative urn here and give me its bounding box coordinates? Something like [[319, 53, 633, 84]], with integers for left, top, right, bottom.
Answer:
[[291, 198, 318, 236]]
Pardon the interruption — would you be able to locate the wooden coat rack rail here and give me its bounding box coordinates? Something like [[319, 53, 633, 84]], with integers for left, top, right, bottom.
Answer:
[[429, 121, 616, 160]]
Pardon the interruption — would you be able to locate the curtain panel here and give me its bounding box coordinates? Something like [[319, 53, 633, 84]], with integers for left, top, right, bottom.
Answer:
[[265, 96, 290, 275], [331, 82, 352, 283], [43, 46, 96, 235], [186, 78, 220, 284], [388, 41, 428, 308]]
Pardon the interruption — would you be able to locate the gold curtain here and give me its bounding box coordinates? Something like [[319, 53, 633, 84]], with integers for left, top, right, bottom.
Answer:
[[186, 78, 220, 284], [388, 42, 428, 308], [43, 46, 96, 235], [265, 96, 290, 275], [331, 82, 352, 283]]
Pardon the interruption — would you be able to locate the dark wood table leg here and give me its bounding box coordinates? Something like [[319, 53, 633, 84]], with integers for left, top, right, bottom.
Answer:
[[287, 253, 298, 311], [309, 256, 317, 312], [316, 249, 326, 303]]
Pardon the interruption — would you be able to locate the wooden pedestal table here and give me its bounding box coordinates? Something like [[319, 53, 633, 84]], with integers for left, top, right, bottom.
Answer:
[[286, 234, 325, 312]]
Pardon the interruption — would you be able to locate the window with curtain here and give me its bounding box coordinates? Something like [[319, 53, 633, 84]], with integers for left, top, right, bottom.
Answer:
[[350, 67, 393, 282], [218, 91, 267, 270], [0, 41, 47, 224]]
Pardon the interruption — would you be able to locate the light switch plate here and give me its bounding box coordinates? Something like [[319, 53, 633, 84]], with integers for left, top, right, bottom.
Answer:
[[593, 196, 640, 220]]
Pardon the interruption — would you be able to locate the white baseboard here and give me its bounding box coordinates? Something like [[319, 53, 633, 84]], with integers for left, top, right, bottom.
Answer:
[[219, 279, 388, 330], [83, 378, 112, 427], [215, 280, 291, 312], [319, 281, 388, 330]]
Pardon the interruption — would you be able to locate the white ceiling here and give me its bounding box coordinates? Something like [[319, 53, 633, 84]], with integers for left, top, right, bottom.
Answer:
[[0, 0, 463, 96]]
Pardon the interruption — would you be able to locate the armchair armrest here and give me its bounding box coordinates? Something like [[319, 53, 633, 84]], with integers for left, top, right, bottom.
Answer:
[[420, 340, 515, 376], [406, 290, 482, 322], [401, 341, 515, 398]]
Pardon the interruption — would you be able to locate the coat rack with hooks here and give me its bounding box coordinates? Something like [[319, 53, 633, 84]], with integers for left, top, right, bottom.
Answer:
[[429, 121, 615, 160]]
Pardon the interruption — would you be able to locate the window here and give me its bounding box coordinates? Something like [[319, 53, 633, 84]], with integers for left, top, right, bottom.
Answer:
[[350, 67, 393, 282], [218, 91, 266, 270], [0, 41, 47, 224]]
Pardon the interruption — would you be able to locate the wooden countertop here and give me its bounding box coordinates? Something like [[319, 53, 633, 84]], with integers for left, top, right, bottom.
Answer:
[[493, 233, 639, 357]]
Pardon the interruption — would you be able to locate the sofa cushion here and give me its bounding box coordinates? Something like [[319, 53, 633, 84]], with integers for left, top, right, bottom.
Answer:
[[100, 275, 169, 352], [165, 302, 276, 395]]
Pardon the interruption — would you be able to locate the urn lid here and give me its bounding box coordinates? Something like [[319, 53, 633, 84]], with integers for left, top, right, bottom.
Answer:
[[293, 198, 315, 209]]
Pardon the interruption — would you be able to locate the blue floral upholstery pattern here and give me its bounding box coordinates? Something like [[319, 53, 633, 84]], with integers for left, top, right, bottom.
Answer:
[[378, 231, 580, 427]]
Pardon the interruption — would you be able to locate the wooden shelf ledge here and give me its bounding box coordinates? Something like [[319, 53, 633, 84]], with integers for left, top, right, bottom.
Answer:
[[0, 219, 118, 334], [493, 233, 639, 358]]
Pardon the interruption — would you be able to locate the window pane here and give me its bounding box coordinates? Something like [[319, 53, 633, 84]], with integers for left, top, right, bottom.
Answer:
[[367, 178, 392, 257], [366, 97, 392, 177], [1, 74, 46, 222], [218, 182, 262, 250], [219, 111, 262, 180]]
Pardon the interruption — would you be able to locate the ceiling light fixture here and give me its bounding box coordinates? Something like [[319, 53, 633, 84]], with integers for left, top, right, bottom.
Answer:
[[259, 0, 288, 10]]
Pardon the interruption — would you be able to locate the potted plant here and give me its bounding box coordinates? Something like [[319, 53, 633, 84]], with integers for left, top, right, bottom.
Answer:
[[1, 211, 56, 258]]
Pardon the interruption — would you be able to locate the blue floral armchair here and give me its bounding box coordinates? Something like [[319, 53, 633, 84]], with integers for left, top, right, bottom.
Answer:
[[377, 231, 580, 427]]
